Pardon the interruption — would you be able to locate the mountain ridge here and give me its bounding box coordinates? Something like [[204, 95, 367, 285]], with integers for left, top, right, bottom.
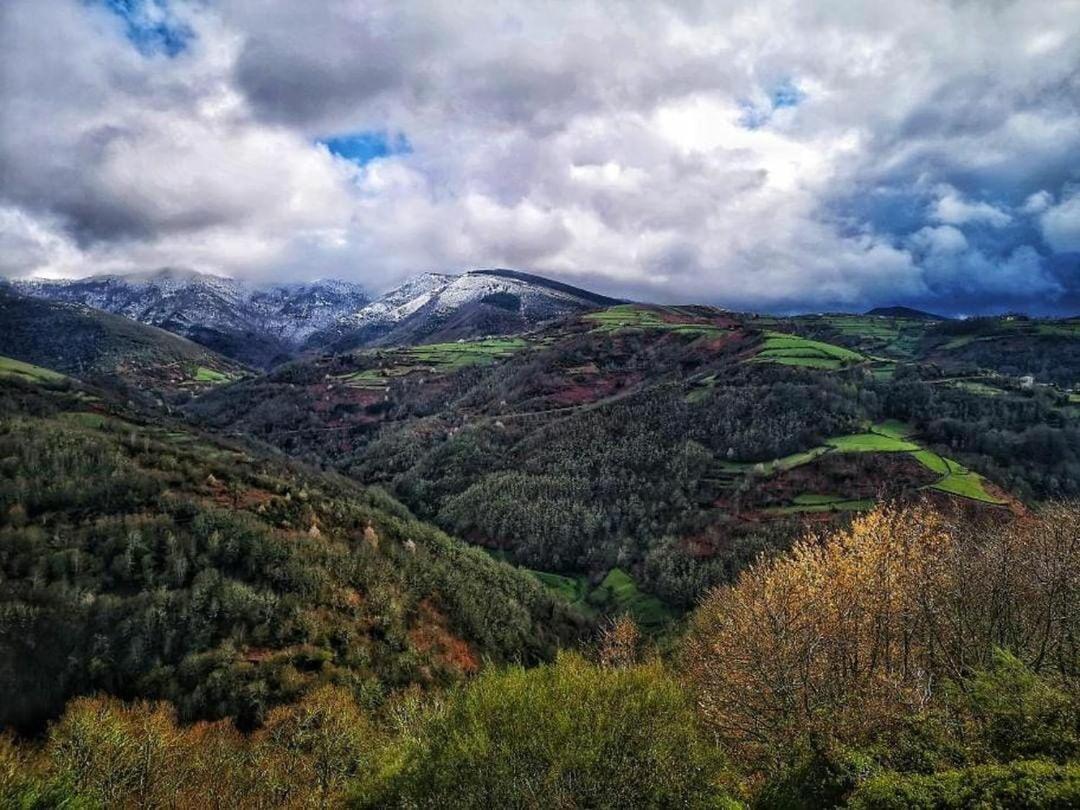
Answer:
[[14, 267, 622, 366], [304, 268, 625, 352], [14, 268, 370, 368]]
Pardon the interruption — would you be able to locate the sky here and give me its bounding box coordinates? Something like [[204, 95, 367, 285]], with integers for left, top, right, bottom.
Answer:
[[0, 0, 1078, 314]]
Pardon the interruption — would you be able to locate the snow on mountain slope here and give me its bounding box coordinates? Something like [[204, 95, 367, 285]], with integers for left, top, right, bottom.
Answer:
[[14, 266, 623, 363], [15, 269, 369, 367], [310, 268, 623, 350]]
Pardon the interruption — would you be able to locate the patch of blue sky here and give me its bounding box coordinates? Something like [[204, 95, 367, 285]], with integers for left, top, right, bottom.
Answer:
[[91, 0, 193, 57], [771, 79, 805, 109], [739, 78, 806, 129], [319, 131, 412, 166]]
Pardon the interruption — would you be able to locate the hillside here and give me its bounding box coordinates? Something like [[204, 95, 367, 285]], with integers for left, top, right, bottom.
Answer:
[[0, 370, 587, 732], [306, 268, 624, 352], [864, 305, 945, 320], [14, 269, 369, 368], [187, 302, 1077, 619], [0, 288, 248, 400]]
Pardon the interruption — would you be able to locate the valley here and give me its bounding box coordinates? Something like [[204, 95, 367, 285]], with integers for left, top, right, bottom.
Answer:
[[0, 270, 1077, 806]]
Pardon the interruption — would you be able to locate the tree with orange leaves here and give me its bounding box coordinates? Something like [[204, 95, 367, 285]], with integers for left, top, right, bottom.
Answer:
[[681, 502, 1079, 775]]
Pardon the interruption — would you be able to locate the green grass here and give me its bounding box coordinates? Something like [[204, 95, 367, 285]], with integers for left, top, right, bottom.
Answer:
[[909, 450, 1004, 503], [337, 368, 391, 389], [717, 445, 831, 476], [193, 366, 231, 383], [337, 338, 530, 388], [953, 380, 1003, 397], [588, 568, 673, 630], [585, 305, 725, 337], [404, 337, 528, 368], [0, 355, 65, 383], [719, 419, 1005, 508], [793, 493, 847, 505], [753, 332, 865, 369], [530, 571, 591, 605], [911, 450, 952, 476], [825, 432, 920, 453], [767, 498, 874, 515], [524, 565, 673, 630], [931, 468, 1005, 503], [811, 315, 933, 358], [873, 419, 915, 439]]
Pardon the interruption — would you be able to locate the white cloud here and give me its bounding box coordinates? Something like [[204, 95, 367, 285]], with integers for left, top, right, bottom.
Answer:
[[1021, 190, 1053, 215], [1040, 189, 1080, 254], [1, 0, 1079, 310], [909, 225, 969, 255], [929, 186, 1012, 228]]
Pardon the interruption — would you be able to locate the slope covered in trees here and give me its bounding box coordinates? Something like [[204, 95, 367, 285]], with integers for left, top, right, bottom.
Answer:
[[2, 502, 1076, 807], [0, 372, 586, 733], [188, 304, 1080, 614]]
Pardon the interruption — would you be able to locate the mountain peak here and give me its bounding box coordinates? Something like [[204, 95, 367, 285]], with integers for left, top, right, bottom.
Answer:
[[308, 268, 618, 352]]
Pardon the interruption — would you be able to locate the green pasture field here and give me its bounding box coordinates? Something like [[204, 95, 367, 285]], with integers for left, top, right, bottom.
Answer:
[[725, 421, 1005, 507], [753, 332, 865, 369], [193, 365, 232, 383], [585, 305, 725, 337], [336, 337, 530, 388], [0, 355, 65, 383], [521, 565, 673, 630]]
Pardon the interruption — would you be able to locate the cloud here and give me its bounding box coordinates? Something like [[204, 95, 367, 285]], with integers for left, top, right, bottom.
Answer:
[[909, 225, 969, 255], [1, 0, 1079, 313], [1040, 188, 1080, 254], [929, 186, 1012, 228]]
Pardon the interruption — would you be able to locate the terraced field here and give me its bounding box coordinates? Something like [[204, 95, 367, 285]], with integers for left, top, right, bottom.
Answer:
[[193, 365, 235, 384], [816, 315, 932, 358], [766, 494, 875, 515], [753, 332, 865, 369], [336, 337, 530, 389], [910, 450, 1004, 503], [585, 304, 727, 337], [756, 314, 934, 359], [720, 421, 1005, 508], [949, 379, 1004, 397]]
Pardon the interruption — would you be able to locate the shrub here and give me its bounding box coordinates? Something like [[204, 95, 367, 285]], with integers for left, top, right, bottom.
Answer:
[[368, 652, 736, 809]]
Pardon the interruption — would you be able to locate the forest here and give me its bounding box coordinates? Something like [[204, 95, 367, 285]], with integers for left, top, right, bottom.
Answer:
[[2, 500, 1076, 807], [189, 307, 1080, 613], [0, 377, 586, 733], [2, 302, 1079, 807]]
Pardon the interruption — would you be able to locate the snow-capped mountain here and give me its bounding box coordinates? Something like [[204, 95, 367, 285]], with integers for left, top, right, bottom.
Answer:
[[308, 268, 623, 351], [13, 267, 622, 366], [15, 268, 369, 368]]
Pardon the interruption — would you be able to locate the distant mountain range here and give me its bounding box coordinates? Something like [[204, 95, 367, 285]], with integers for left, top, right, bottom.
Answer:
[[13, 267, 621, 367], [13, 269, 369, 368]]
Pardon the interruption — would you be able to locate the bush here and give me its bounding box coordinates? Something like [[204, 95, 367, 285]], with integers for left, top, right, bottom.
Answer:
[[368, 652, 736, 809], [848, 760, 1080, 810]]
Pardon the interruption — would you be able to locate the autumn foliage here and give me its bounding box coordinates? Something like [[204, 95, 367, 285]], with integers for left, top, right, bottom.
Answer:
[[682, 502, 1079, 773]]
